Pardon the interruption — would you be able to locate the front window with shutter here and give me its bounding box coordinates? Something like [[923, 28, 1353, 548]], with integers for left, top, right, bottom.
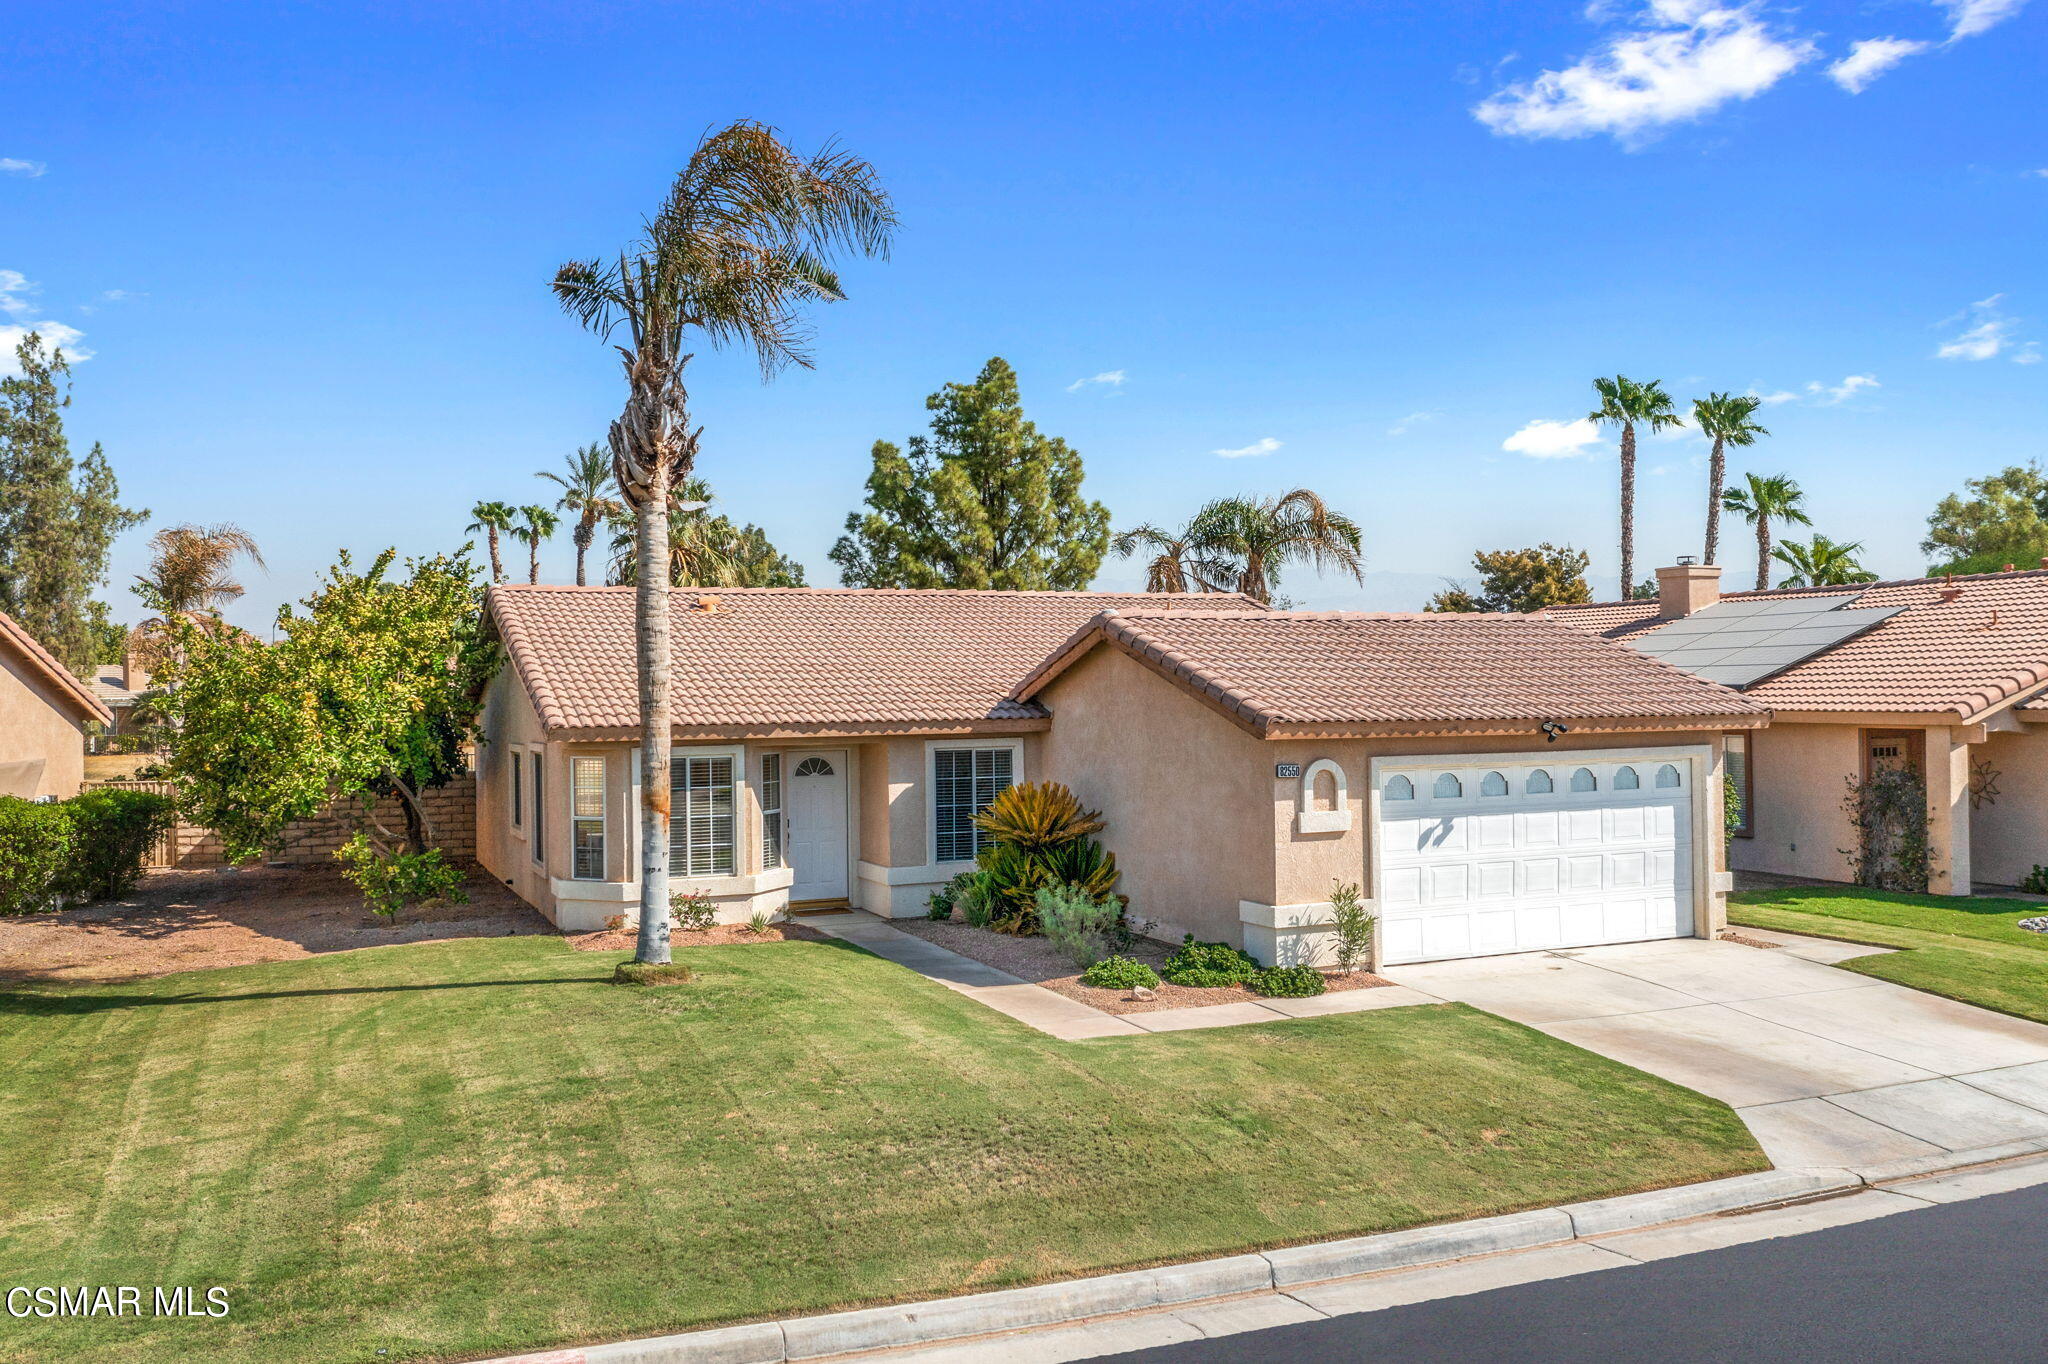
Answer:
[[932, 746, 1015, 863], [670, 756, 736, 876], [759, 754, 783, 869], [570, 755, 605, 880]]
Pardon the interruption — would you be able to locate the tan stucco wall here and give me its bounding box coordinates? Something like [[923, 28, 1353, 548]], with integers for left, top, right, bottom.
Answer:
[[1036, 647, 1276, 944], [1727, 722, 1861, 883], [1970, 727, 2048, 887], [474, 667, 552, 913], [0, 646, 88, 799]]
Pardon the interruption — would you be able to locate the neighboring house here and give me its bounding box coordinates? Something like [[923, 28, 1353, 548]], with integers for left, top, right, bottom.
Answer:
[[0, 610, 114, 799], [478, 585, 1763, 968], [82, 651, 153, 745], [1549, 563, 2048, 894]]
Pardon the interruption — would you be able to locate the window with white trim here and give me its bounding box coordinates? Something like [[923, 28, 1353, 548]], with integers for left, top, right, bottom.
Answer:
[[933, 746, 1014, 863], [570, 755, 605, 880], [670, 755, 736, 876], [530, 752, 545, 864], [760, 754, 784, 869]]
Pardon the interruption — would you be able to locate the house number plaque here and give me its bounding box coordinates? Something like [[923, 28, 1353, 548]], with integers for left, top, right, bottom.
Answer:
[[1274, 763, 1302, 779]]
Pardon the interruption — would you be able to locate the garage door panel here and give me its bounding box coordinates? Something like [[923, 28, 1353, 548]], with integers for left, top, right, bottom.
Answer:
[[1376, 756, 1695, 965]]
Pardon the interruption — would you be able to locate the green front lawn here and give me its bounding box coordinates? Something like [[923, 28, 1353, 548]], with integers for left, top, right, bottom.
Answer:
[[1732, 885, 2048, 1024], [0, 936, 1762, 1364]]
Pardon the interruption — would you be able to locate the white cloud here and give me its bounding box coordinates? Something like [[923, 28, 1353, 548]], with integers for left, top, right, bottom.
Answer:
[[1807, 373, 1881, 403], [1941, 0, 2027, 40], [1828, 38, 1930, 92], [1066, 369, 1126, 393], [1749, 387, 1801, 405], [1387, 410, 1437, 436], [0, 270, 89, 373], [1473, 2, 1814, 147], [1936, 294, 2034, 362], [0, 158, 45, 178], [1503, 417, 1605, 459], [1212, 437, 1282, 459]]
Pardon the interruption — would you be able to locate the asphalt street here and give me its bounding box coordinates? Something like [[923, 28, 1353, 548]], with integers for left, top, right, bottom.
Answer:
[[1109, 1183, 2048, 1364]]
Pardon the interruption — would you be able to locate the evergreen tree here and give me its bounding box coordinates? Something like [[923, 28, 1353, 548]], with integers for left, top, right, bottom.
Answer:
[[831, 358, 1110, 589], [1426, 543, 1593, 614], [0, 333, 144, 668]]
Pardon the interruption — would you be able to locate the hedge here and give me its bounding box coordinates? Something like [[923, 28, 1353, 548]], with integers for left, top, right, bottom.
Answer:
[[0, 788, 175, 916]]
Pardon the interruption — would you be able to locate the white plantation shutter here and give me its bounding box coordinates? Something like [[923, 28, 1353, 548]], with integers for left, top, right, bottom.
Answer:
[[670, 757, 736, 876], [933, 747, 1015, 863], [571, 755, 605, 880]]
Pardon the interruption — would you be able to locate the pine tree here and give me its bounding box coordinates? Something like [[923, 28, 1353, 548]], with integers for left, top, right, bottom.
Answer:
[[0, 333, 144, 668], [831, 358, 1110, 589]]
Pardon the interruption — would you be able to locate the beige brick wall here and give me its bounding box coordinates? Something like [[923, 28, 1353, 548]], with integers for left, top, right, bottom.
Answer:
[[117, 781, 478, 870]]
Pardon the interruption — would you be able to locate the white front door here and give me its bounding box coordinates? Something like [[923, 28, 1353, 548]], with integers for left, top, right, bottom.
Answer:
[[1376, 755, 1694, 965], [786, 750, 849, 904]]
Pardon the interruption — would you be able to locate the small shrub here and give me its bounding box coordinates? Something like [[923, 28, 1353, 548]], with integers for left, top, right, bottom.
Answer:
[[334, 833, 469, 921], [958, 871, 997, 929], [2024, 866, 2048, 896], [0, 797, 77, 915], [604, 913, 628, 932], [1249, 965, 1326, 998], [971, 782, 1121, 935], [1080, 955, 1160, 990], [1036, 882, 1123, 966], [55, 787, 175, 903], [613, 960, 693, 987], [1161, 935, 1260, 988], [1328, 880, 1375, 974], [670, 890, 717, 932], [926, 890, 954, 920], [742, 909, 774, 934]]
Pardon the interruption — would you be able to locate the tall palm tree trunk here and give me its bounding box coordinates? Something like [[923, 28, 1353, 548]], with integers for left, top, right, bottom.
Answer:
[[529, 541, 542, 584], [1619, 423, 1637, 597], [573, 518, 594, 586], [486, 530, 504, 584], [635, 467, 674, 966], [1704, 437, 1726, 565], [1755, 516, 1772, 591]]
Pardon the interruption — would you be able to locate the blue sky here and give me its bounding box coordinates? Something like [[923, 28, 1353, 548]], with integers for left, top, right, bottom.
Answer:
[[5, 0, 2043, 632]]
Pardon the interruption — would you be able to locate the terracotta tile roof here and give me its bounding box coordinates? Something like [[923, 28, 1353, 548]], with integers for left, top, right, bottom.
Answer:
[[0, 610, 114, 727], [1546, 568, 2048, 719], [86, 665, 147, 705], [1011, 609, 1766, 738], [487, 585, 1268, 736]]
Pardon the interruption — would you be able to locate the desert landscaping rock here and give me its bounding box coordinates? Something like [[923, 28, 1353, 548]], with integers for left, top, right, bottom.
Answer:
[[2018, 916, 2048, 934]]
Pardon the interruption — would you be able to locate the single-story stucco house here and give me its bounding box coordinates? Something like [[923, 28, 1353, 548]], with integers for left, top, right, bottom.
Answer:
[[476, 584, 1765, 968], [1549, 562, 2048, 895], [0, 609, 114, 799]]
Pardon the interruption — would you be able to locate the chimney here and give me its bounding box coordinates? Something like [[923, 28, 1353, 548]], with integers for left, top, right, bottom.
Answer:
[[122, 646, 149, 692], [1656, 558, 1722, 619]]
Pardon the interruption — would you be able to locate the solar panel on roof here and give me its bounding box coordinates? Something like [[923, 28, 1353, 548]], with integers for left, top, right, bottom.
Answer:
[[1627, 592, 1904, 689]]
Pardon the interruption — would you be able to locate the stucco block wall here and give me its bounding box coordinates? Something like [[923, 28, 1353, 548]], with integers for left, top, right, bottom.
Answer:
[[0, 652, 87, 799], [1036, 648, 1276, 944], [1727, 722, 1861, 883], [1971, 728, 2048, 887], [475, 668, 552, 912]]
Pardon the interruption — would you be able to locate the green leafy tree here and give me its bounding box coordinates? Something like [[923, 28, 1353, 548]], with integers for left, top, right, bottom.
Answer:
[[554, 119, 893, 967], [1922, 464, 2048, 576], [537, 444, 624, 586], [1691, 393, 1768, 566], [1588, 375, 1684, 599], [605, 479, 806, 587], [831, 357, 1110, 590], [513, 504, 560, 584], [1183, 489, 1363, 605], [1426, 543, 1592, 614], [159, 549, 496, 861], [0, 332, 145, 669], [1722, 472, 1812, 591], [465, 500, 517, 583], [1773, 533, 1877, 588]]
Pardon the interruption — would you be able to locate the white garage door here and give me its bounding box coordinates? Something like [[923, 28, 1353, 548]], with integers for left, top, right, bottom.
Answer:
[[1376, 756, 1694, 966]]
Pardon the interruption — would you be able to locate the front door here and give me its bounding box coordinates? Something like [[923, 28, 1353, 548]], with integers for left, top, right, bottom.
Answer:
[[786, 750, 850, 904]]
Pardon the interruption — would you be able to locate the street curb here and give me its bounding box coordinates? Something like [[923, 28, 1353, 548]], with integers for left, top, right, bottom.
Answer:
[[474, 1154, 2004, 1364]]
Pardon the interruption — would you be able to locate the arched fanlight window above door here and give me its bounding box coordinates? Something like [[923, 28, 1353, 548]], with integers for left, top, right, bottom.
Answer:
[[794, 756, 835, 778]]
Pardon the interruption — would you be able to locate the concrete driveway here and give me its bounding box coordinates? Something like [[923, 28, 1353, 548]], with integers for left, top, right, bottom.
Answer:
[[1383, 935, 2048, 1170]]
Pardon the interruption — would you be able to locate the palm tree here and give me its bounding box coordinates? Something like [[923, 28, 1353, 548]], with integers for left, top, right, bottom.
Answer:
[[1773, 533, 1876, 588], [1185, 488, 1364, 605], [538, 444, 623, 586], [1588, 376, 1685, 598], [465, 501, 517, 583], [1722, 473, 1813, 591], [1692, 393, 1769, 566], [553, 120, 893, 967], [512, 505, 560, 584], [1108, 522, 1230, 594], [131, 522, 265, 617]]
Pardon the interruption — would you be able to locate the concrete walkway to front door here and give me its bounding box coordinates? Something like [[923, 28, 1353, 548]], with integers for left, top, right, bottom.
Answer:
[[1383, 935, 2048, 1170]]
